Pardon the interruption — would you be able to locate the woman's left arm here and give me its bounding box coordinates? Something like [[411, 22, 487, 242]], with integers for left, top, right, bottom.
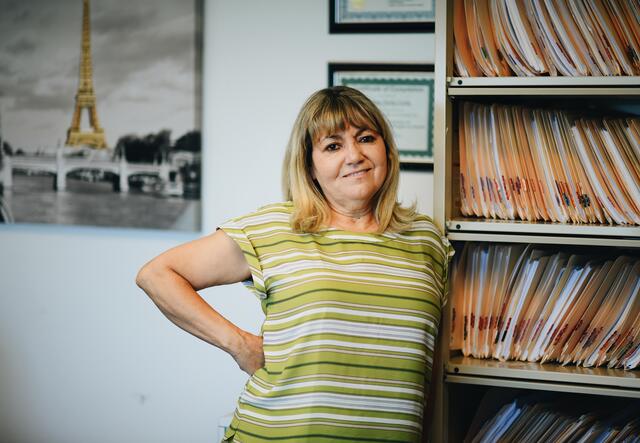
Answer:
[[135, 230, 264, 374]]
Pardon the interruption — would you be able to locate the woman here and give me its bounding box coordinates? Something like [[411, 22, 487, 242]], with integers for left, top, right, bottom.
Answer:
[[136, 86, 453, 442]]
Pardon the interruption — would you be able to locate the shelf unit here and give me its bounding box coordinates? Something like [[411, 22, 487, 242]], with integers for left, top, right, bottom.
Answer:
[[432, 2, 640, 441]]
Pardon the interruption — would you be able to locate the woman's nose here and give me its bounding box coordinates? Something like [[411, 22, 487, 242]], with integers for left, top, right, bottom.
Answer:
[[344, 139, 364, 164]]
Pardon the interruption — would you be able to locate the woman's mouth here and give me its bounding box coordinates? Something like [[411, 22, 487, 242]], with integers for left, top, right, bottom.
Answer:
[[343, 168, 371, 178]]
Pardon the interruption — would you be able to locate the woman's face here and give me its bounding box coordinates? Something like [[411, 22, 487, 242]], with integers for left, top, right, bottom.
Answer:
[[311, 124, 387, 211]]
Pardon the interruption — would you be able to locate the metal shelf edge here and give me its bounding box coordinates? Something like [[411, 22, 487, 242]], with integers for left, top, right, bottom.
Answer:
[[445, 374, 640, 399], [446, 219, 640, 239], [446, 356, 640, 390], [448, 87, 640, 96], [448, 76, 640, 87], [447, 232, 640, 248]]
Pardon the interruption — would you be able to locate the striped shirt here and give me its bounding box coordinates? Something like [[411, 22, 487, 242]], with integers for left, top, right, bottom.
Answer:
[[219, 202, 453, 443]]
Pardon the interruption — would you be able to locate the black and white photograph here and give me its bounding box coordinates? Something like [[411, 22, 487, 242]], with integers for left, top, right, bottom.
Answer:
[[0, 0, 202, 231]]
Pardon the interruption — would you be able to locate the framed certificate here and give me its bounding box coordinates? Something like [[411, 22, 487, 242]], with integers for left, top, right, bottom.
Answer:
[[329, 0, 435, 33], [329, 63, 434, 168]]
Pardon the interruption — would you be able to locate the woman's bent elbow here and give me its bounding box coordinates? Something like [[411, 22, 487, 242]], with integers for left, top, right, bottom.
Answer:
[[136, 262, 156, 294]]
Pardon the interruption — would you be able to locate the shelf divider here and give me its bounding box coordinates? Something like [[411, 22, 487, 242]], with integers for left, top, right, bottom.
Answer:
[[445, 374, 640, 399], [449, 76, 640, 87], [447, 355, 640, 391], [447, 218, 640, 239]]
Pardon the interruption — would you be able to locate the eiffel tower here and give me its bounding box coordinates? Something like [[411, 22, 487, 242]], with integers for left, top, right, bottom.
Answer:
[[66, 0, 107, 149]]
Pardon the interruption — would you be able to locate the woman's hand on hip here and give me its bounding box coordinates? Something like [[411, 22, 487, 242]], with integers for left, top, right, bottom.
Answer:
[[232, 331, 265, 375]]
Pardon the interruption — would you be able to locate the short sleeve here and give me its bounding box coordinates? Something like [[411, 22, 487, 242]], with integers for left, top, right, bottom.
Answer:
[[218, 218, 267, 300]]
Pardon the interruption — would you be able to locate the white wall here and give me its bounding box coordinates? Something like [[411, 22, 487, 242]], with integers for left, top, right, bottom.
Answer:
[[0, 1, 434, 442]]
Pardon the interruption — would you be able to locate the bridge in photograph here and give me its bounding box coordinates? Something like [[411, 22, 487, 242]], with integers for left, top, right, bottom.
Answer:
[[0, 147, 177, 193]]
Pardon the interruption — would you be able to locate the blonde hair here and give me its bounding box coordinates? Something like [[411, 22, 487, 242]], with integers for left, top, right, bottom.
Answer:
[[282, 86, 416, 233]]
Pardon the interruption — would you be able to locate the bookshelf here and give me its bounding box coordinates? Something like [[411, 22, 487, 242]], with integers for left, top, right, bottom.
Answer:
[[432, 1, 640, 441]]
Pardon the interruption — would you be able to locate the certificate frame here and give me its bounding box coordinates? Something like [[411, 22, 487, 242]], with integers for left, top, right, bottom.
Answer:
[[329, 0, 435, 34], [329, 63, 435, 169]]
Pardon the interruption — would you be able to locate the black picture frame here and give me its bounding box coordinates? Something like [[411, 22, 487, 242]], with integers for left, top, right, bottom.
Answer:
[[329, 0, 435, 34], [329, 63, 435, 171]]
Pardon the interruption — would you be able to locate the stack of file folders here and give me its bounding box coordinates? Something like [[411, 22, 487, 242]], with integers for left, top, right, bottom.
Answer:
[[454, 0, 640, 77], [466, 392, 640, 442], [450, 243, 640, 369], [458, 102, 640, 225]]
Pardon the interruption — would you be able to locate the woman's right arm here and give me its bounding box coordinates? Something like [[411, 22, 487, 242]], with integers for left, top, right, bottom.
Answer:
[[135, 229, 264, 374]]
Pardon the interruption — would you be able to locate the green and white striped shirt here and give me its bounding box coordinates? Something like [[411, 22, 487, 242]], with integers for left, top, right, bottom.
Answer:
[[220, 202, 453, 442]]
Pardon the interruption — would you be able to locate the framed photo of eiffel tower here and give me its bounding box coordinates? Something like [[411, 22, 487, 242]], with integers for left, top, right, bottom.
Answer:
[[0, 0, 204, 231]]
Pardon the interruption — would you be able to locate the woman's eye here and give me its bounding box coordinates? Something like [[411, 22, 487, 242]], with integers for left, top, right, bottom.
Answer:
[[325, 143, 339, 151], [359, 135, 375, 143]]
